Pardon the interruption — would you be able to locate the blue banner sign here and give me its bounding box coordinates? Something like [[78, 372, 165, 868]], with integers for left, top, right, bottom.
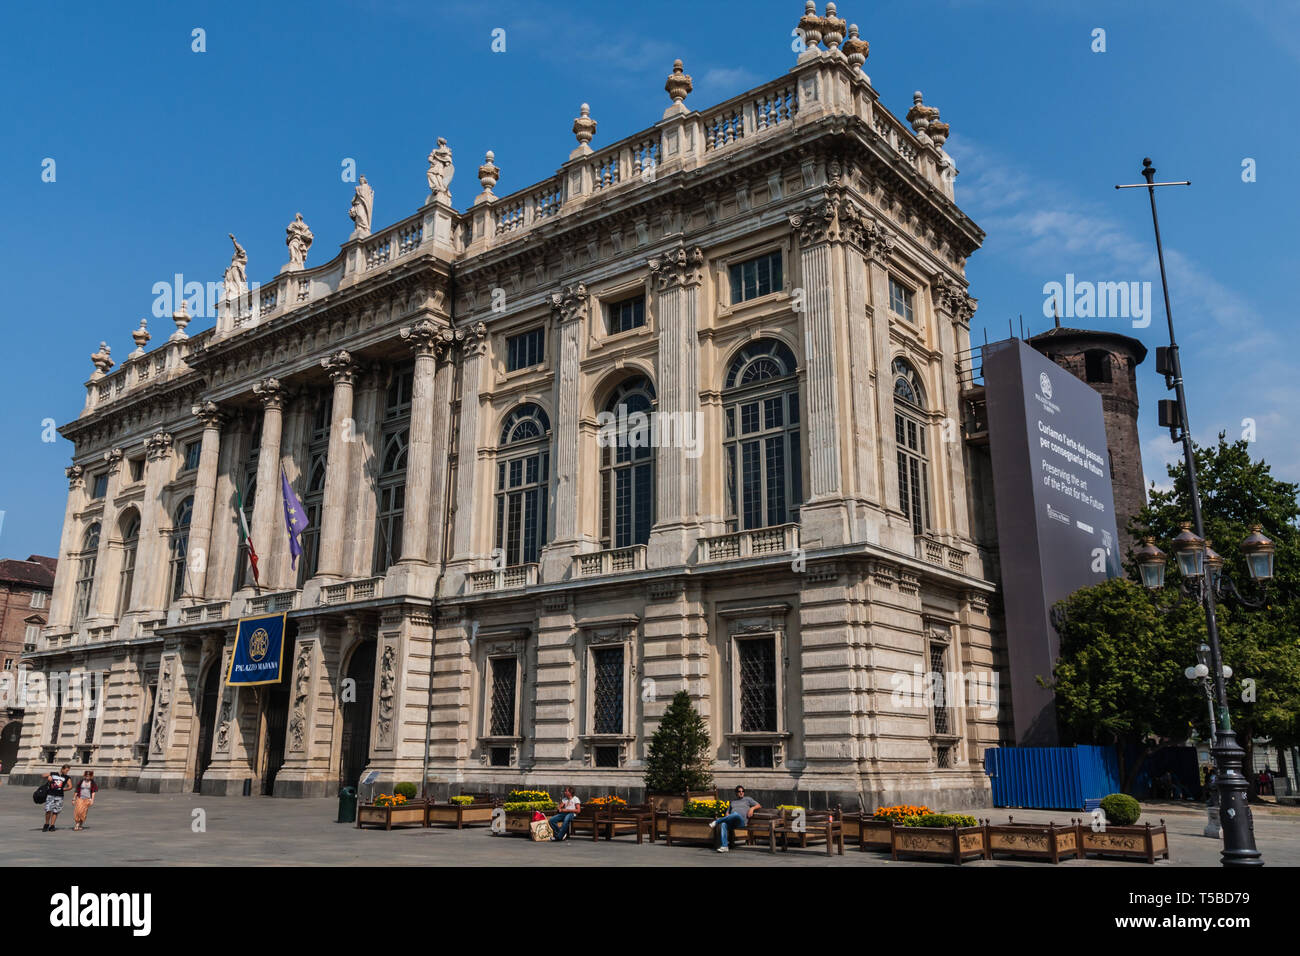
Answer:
[[226, 613, 287, 686]]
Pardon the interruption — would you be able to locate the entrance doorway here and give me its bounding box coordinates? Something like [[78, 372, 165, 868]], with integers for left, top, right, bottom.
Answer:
[[339, 641, 376, 789], [0, 720, 20, 775], [193, 663, 221, 792]]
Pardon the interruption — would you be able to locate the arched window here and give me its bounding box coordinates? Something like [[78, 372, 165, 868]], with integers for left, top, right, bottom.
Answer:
[[73, 523, 101, 625], [117, 511, 140, 618], [496, 404, 551, 566], [169, 497, 193, 603], [599, 377, 656, 548], [375, 364, 413, 574], [893, 357, 931, 535], [723, 339, 802, 529], [298, 450, 328, 584]]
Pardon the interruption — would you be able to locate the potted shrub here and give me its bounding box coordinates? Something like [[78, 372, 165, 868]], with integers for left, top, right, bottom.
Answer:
[[859, 805, 932, 852], [889, 812, 987, 864], [644, 691, 713, 816], [498, 789, 556, 836], [1077, 794, 1168, 863], [356, 791, 428, 831], [427, 792, 497, 828]]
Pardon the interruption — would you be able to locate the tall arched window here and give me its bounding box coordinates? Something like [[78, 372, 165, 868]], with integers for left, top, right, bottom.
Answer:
[[496, 404, 551, 566], [117, 511, 140, 618], [72, 523, 101, 624], [600, 377, 656, 548], [298, 451, 328, 584], [893, 357, 931, 536], [723, 339, 802, 529], [375, 364, 413, 574], [169, 497, 193, 602]]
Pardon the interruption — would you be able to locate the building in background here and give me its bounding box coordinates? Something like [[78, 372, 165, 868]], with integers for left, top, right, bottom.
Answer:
[[0, 554, 55, 774], [13, 5, 1007, 809]]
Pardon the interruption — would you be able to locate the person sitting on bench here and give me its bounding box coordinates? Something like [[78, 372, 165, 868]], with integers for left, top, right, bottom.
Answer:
[[709, 785, 760, 852], [550, 786, 581, 841]]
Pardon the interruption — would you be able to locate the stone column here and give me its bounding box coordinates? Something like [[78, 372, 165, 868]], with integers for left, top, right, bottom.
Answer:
[[789, 198, 851, 547], [88, 448, 125, 620], [187, 401, 226, 600], [344, 367, 383, 578], [391, 320, 452, 596], [132, 431, 174, 612], [930, 279, 977, 541], [49, 465, 88, 629], [647, 245, 704, 567], [250, 378, 286, 590], [447, 323, 489, 590], [540, 284, 588, 580], [315, 350, 355, 579]]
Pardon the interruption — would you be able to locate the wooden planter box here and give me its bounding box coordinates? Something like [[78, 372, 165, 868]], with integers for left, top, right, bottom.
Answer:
[[1077, 820, 1169, 863], [426, 802, 496, 828], [857, 818, 894, 852], [890, 823, 988, 864], [663, 814, 720, 846], [499, 808, 556, 836], [356, 801, 428, 831], [985, 820, 1081, 863]]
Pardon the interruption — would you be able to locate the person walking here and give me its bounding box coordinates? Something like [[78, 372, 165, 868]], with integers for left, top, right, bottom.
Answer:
[[709, 785, 761, 852], [42, 764, 72, 832], [72, 770, 98, 830]]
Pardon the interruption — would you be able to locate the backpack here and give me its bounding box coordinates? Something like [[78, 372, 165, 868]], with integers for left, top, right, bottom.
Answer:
[[33, 782, 50, 804]]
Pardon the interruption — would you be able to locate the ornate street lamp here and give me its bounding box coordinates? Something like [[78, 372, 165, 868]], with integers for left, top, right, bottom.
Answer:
[[1241, 525, 1276, 582], [1135, 537, 1166, 590], [1118, 157, 1273, 865], [1185, 641, 1230, 838]]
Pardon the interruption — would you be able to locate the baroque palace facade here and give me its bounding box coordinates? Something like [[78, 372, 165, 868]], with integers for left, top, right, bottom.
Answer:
[[14, 6, 1005, 808]]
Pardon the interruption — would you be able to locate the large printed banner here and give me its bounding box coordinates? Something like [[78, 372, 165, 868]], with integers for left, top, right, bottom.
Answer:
[[226, 613, 287, 686]]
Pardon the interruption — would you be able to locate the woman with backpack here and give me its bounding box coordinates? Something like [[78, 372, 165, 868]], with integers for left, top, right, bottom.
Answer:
[[72, 770, 98, 830], [40, 764, 72, 832]]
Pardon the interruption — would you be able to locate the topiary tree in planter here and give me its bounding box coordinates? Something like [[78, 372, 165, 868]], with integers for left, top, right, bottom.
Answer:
[[1099, 792, 1141, 826], [644, 690, 713, 794], [394, 781, 418, 801]]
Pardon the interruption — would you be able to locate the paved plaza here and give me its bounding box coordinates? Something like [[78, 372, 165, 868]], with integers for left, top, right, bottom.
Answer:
[[2, 786, 1297, 867]]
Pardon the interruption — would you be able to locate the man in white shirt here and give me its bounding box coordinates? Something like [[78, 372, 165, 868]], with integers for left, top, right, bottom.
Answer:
[[550, 786, 581, 841]]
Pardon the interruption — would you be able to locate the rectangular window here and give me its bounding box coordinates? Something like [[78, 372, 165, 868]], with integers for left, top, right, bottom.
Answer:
[[91, 473, 109, 499], [489, 657, 517, 737], [506, 327, 545, 372], [129, 458, 144, 483], [24, 624, 40, 649], [591, 645, 624, 735], [3, 659, 12, 671], [889, 278, 915, 323], [737, 637, 777, 733], [606, 295, 646, 334], [182, 441, 202, 472], [896, 412, 931, 535], [930, 644, 950, 735], [30, 591, 46, 609], [729, 251, 783, 304]]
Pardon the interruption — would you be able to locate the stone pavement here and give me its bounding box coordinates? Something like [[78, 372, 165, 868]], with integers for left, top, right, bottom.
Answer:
[[1, 787, 1298, 866]]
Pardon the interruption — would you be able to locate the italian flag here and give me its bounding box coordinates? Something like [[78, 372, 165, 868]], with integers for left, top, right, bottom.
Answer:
[[234, 481, 260, 587]]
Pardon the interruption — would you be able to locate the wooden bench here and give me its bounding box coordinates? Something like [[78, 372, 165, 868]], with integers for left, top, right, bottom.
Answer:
[[776, 809, 845, 855], [599, 804, 656, 843]]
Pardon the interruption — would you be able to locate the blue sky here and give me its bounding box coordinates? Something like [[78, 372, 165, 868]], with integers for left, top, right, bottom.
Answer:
[[2, 0, 1297, 559]]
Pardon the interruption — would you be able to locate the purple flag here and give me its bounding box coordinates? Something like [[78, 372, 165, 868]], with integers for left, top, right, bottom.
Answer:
[[281, 467, 310, 570]]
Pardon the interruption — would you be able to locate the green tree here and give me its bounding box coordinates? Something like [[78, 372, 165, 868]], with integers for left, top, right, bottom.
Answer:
[[1052, 436, 1300, 792], [643, 690, 713, 794]]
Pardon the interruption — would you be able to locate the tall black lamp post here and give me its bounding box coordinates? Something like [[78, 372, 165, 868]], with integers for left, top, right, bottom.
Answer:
[[1119, 159, 1274, 866]]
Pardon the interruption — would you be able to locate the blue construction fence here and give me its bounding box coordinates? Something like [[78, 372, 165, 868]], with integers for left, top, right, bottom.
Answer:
[[984, 745, 1121, 810]]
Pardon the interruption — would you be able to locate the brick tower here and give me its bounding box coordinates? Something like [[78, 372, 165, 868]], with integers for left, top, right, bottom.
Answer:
[[1028, 324, 1148, 554]]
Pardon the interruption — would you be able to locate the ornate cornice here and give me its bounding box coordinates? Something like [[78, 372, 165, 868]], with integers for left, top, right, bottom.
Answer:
[[145, 431, 174, 461], [550, 283, 589, 324], [400, 318, 455, 359], [647, 243, 705, 291], [252, 377, 285, 410], [191, 400, 226, 429], [321, 349, 356, 384]]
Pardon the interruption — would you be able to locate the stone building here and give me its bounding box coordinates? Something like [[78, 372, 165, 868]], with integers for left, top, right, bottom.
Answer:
[[1028, 324, 1147, 551], [0, 555, 56, 773], [14, 5, 1006, 809]]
